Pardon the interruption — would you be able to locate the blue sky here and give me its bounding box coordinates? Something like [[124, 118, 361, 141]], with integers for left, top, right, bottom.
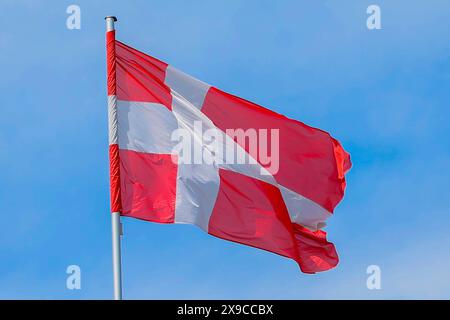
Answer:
[[1, 0, 449, 299]]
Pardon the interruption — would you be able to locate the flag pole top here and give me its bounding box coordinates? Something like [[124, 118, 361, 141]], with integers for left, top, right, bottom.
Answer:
[[105, 16, 118, 32]]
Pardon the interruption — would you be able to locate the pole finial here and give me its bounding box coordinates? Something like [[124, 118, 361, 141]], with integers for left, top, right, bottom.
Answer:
[[105, 16, 118, 32], [105, 16, 118, 22]]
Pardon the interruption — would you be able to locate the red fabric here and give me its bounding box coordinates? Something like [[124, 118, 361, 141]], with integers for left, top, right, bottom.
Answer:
[[115, 41, 172, 108], [119, 150, 177, 223], [109, 144, 122, 213], [202, 87, 350, 213], [106, 31, 116, 96], [293, 224, 338, 273], [208, 169, 338, 273], [332, 138, 352, 194]]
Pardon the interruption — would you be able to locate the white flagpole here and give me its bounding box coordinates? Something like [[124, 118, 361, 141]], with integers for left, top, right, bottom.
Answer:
[[111, 210, 122, 300], [105, 15, 122, 300]]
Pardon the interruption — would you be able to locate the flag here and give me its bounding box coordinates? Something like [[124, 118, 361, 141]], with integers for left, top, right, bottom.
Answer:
[[106, 31, 351, 273]]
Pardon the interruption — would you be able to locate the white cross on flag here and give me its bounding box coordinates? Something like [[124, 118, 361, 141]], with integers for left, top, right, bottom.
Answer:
[[106, 30, 351, 273]]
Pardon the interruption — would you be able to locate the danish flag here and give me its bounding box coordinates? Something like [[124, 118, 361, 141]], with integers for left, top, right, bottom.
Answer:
[[106, 30, 351, 273]]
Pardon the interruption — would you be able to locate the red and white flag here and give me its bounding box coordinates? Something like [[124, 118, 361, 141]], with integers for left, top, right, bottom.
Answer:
[[106, 30, 351, 273]]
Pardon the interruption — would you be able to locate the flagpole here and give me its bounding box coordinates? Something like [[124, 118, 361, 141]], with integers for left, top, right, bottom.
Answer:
[[111, 210, 122, 300], [105, 15, 122, 300]]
